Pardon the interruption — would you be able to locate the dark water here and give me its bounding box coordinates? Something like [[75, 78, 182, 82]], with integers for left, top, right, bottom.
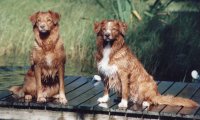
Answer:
[[0, 65, 94, 90], [0, 66, 27, 90], [0, 55, 95, 90]]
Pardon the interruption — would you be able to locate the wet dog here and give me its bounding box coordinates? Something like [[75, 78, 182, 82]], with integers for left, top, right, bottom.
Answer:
[[9, 11, 67, 104], [94, 20, 198, 108]]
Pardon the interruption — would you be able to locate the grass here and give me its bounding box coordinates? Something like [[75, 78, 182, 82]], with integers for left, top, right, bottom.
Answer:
[[0, 0, 112, 75], [0, 0, 200, 82]]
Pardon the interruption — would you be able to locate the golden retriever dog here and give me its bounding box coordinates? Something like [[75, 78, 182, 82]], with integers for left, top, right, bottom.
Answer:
[[9, 11, 67, 104], [94, 20, 198, 108]]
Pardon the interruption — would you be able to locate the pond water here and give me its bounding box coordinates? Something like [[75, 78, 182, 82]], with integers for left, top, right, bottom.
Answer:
[[0, 56, 95, 90], [0, 66, 27, 90], [0, 65, 96, 90]]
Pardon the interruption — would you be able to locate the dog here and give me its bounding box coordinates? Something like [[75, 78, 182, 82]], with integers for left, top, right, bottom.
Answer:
[[94, 20, 199, 108], [9, 11, 67, 104]]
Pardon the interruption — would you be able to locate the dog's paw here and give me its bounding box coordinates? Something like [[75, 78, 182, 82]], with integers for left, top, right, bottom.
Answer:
[[25, 95, 32, 100], [59, 94, 68, 104], [142, 101, 150, 109], [53, 94, 59, 99], [37, 97, 46, 103], [97, 94, 109, 103], [118, 99, 128, 108], [59, 97, 68, 104], [98, 103, 108, 108]]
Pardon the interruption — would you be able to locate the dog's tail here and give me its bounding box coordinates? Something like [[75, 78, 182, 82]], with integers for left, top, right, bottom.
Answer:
[[9, 86, 24, 98], [151, 95, 199, 108]]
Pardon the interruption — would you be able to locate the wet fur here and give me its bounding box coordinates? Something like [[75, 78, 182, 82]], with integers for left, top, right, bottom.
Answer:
[[9, 11, 67, 104], [94, 20, 199, 108]]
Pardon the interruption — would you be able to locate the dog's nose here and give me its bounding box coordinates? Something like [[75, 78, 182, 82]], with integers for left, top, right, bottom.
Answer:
[[40, 25, 45, 29], [105, 33, 110, 37]]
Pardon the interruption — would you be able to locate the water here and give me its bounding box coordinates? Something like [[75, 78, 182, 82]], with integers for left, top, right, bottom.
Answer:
[[0, 66, 27, 90], [0, 56, 95, 90]]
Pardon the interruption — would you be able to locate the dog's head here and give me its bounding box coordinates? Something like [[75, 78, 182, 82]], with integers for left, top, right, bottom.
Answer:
[[29, 10, 60, 33], [94, 20, 127, 42]]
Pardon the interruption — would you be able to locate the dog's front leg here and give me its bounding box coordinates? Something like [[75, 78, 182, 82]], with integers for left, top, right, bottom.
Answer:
[[35, 65, 46, 102], [58, 64, 67, 104], [97, 76, 110, 103], [118, 72, 129, 108]]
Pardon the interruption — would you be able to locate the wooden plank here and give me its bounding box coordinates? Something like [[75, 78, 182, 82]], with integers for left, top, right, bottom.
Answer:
[[107, 82, 162, 117], [90, 91, 116, 112], [177, 83, 200, 117], [68, 84, 103, 107], [1, 75, 200, 119], [148, 82, 187, 115], [78, 77, 118, 112], [0, 107, 154, 120], [64, 76, 81, 85], [0, 95, 13, 107], [135, 81, 174, 117], [0, 107, 78, 120], [142, 81, 174, 116], [125, 82, 163, 116], [160, 83, 200, 118], [195, 107, 200, 119], [65, 77, 88, 93], [192, 87, 200, 119], [46, 77, 102, 111], [95, 82, 162, 114], [12, 98, 30, 109], [45, 77, 88, 110], [67, 81, 95, 101], [157, 81, 174, 94], [126, 82, 161, 111], [0, 76, 80, 109]]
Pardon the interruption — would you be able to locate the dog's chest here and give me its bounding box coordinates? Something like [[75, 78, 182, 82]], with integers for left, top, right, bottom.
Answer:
[[98, 44, 118, 76], [45, 53, 54, 66]]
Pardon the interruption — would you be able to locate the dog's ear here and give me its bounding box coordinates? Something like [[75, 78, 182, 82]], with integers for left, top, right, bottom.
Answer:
[[94, 22, 101, 33], [118, 21, 127, 36], [49, 10, 60, 24], [29, 11, 39, 26]]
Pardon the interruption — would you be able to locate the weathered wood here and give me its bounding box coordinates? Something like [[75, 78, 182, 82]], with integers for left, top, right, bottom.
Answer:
[[0, 107, 156, 120], [65, 76, 88, 93], [64, 76, 81, 86], [0, 76, 200, 120], [93, 92, 117, 112], [176, 83, 200, 117], [192, 88, 200, 119], [148, 82, 187, 115], [67, 78, 95, 101], [160, 83, 199, 118], [121, 82, 161, 117], [68, 81, 103, 107], [142, 81, 174, 116], [157, 81, 174, 94], [0, 76, 80, 109]]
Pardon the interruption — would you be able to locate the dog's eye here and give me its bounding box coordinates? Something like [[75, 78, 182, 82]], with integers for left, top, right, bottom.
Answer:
[[112, 28, 117, 31], [47, 18, 52, 22], [37, 19, 41, 22]]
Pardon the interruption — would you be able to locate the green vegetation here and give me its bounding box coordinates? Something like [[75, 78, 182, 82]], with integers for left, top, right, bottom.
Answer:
[[0, 0, 200, 81]]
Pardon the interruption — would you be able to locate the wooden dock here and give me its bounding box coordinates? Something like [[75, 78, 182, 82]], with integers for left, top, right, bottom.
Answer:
[[0, 76, 200, 120]]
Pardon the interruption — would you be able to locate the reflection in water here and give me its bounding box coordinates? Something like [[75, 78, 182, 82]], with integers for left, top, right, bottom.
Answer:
[[0, 56, 95, 91], [0, 65, 92, 91], [0, 66, 28, 90]]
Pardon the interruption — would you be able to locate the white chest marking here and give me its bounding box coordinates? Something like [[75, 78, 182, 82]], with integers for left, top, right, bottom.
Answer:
[[98, 43, 118, 76], [45, 53, 53, 66]]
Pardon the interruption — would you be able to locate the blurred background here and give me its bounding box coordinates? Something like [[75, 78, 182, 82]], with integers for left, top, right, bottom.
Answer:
[[0, 0, 200, 89]]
